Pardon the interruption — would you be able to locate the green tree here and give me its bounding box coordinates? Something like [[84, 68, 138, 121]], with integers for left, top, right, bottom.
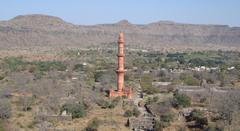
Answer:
[[180, 74, 200, 86], [172, 93, 191, 108], [60, 102, 87, 118], [140, 75, 160, 94]]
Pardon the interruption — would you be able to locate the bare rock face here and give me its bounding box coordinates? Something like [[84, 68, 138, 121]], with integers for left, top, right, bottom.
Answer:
[[0, 14, 240, 51]]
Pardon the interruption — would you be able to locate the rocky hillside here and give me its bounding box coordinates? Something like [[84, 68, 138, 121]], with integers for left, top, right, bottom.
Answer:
[[0, 14, 240, 51]]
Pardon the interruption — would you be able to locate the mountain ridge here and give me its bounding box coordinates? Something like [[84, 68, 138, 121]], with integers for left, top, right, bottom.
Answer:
[[0, 14, 239, 51], [1, 14, 234, 28]]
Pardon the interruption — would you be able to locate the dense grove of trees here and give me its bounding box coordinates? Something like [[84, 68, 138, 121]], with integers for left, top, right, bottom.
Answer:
[[2, 57, 66, 72]]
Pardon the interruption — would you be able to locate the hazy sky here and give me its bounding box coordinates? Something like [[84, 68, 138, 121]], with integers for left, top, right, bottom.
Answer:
[[0, 0, 240, 26]]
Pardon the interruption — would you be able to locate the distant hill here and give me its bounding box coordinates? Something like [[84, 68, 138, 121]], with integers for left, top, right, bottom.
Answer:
[[0, 14, 240, 51]]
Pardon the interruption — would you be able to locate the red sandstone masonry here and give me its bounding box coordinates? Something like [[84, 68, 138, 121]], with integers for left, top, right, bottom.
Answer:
[[109, 33, 132, 98]]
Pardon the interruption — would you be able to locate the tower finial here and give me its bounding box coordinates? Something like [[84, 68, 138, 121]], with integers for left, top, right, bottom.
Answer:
[[118, 32, 124, 43]]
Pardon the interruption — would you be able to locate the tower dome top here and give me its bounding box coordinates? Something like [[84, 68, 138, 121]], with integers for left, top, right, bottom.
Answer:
[[118, 32, 125, 43]]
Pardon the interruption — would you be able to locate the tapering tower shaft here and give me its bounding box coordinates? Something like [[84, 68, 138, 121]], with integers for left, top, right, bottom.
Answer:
[[116, 32, 125, 93]]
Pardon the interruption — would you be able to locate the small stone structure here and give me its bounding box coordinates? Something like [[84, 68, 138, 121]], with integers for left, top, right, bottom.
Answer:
[[34, 108, 72, 122], [128, 117, 156, 131], [152, 81, 175, 93], [152, 82, 172, 86]]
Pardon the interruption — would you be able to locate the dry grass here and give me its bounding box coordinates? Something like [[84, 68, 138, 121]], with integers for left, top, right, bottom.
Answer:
[[52, 104, 130, 131], [7, 94, 35, 131]]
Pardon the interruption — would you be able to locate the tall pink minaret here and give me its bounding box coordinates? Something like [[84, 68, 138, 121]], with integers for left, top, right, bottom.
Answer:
[[116, 32, 125, 94], [109, 32, 132, 98]]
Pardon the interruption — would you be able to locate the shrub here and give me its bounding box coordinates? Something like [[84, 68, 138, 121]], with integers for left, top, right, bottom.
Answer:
[[73, 64, 85, 72], [154, 119, 171, 130], [124, 110, 133, 117], [0, 99, 11, 119], [141, 74, 160, 94], [97, 97, 120, 109], [124, 108, 140, 118], [0, 76, 4, 80], [189, 58, 206, 67], [46, 96, 60, 114], [140, 75, 153, 89], [154, 111, 176, 129], [172, 93, 191, 108], [0, 120, 6, 131], [27, 121, 36, 129], [206, 78, 215, 84], [96, 99, 110, 109], [33, 61, 66, 72], [196, 117, 208, 129], [17, 113, 24, 118], [3, 57, 26, 71], [94, 71, 103, 82], [146, 96, 159, 105], [33, 70, 45, 79], [160, 112, 175, 123], [180, 75, 200, 86], [186, 109, 208, 129], [111, 97, 121, 105], [186, 109, 204, 121], [60, 102, 87, 118], [85, 117, 100, 131], [200, 97, 207, 103], [19, 96, 33, 111], [154, 120, 164, 131], [93, 70, 115, 84], [109, 97, 121, 109], [132, 107, 141, 117], [178, 127, 187, 131], [206, 123, 223, 131]]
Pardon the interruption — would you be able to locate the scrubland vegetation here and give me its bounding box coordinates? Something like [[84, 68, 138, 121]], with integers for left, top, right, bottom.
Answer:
[[0, 48, 240, 130]]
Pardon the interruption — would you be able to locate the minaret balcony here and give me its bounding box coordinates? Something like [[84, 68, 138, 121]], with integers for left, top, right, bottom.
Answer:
[[116, 69, 126, 73], [117, 54, 125, 57]]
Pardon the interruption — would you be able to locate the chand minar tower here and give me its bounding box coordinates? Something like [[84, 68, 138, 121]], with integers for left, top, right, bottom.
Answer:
[[109, 32, 132, 98]]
